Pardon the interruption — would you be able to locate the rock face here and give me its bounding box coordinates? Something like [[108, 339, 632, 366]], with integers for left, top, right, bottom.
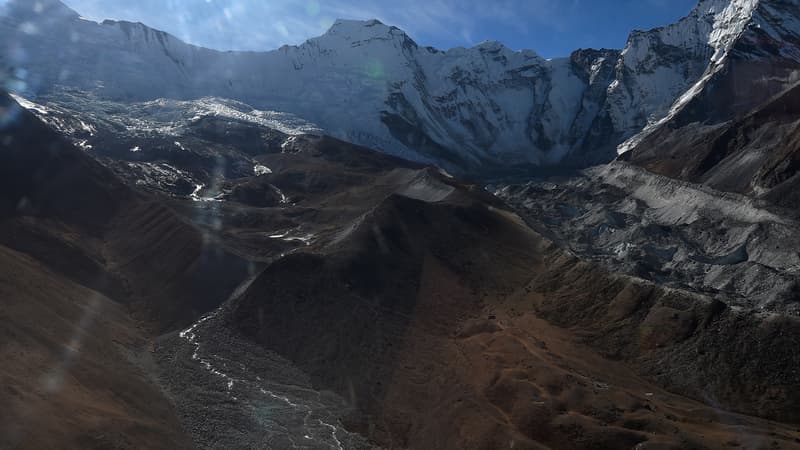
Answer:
[[619, 0, 800, 154], [622, 81, 800, 209], [7, 89, 321, 199], [3, 0, 799, 176], [617, 1, 800, 205], [496, 162, 800, 314], [0, 91, 250, 331]]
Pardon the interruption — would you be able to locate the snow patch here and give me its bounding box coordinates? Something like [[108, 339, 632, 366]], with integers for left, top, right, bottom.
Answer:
[[269, 228, 314, 245], [9, 93, 50, 115], [78, 120, 95, 135], [190, 184, 225, 202], [254, 164, 272, 176], [77, 140, 92, 151]]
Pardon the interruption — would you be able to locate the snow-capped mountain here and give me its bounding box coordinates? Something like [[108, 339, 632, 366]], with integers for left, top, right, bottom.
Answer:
[[1, 0, 799, 176], [616, 0, 800, 206], [617, 0, 800, 154]]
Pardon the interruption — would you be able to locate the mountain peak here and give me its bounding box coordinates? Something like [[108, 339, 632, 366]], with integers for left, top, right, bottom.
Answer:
[[695, 0, 759, 15], [331, 18, 386, 28], [704, 0, 761, 62], [473, 40, 507, 51], [323, 18, 410, 42]]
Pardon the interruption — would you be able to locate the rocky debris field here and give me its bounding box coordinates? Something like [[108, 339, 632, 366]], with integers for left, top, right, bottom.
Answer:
[[495, 162, 800, 315]]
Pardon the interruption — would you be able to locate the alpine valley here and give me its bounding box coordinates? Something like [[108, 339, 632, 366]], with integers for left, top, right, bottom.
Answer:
[[1, 0, 799, 449]]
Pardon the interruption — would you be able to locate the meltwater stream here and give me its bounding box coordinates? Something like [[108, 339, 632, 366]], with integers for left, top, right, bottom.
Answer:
[[157, 277, 373, 449]]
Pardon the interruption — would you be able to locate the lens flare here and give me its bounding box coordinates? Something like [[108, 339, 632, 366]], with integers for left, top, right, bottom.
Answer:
[[363, 59, 385, 80], [305, 1, 320, 17]]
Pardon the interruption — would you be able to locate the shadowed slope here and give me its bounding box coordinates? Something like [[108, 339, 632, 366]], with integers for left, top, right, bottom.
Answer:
[[0, 92, 253, 447], [0, 245, 192, 450], [623, 82, 800, 210], [0, 92, 249, 330], [228, 172, 800, 449]]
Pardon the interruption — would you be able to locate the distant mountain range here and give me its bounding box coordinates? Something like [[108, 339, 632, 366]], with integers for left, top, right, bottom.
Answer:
[[2, 0, 799, 178]]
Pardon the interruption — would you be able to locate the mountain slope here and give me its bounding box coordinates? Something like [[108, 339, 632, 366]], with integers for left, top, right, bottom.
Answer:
[[0, 245, 193, 450], [619, 0, 800, 154], [4, 0, 799, 176], [0, 92, 229, 448], [0, 90, 249, 329], [228, 173, 800, 448], [622, 81, 800, 209], [3, 84, 800, 448]]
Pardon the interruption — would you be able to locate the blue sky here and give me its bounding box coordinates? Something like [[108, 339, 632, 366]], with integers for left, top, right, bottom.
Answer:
[[62, 0, 698, 58]]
